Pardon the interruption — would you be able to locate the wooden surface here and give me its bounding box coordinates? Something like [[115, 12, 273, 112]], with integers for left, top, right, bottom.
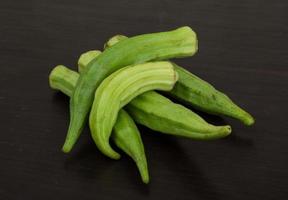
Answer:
[[1, 0, 287, 199]]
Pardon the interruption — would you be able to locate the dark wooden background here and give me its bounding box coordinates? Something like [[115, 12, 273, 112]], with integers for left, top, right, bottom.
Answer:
[[1, 0, 287, 199]]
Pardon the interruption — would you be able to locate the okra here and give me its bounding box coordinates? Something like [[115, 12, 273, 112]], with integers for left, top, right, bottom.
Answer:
[[49, 65, 79, 97], [64, 26, 198, 153], [78, 50, 102, 73], [170, 65, 255, 125], [126, 91, 231, 139], [89, 61, 178, 159], [104, 35, 128, 49], [49, 65, 231, 142], [112, 110, 149, 183], [49, 65, 149, 183]]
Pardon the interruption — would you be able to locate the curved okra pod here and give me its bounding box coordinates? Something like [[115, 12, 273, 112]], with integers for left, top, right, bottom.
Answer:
[[64, 26, 197, 153], [89, 61, 178, 159], [49, 65, 149, 183], [112, 110, 149, 183], [105, 34, 254, 125]]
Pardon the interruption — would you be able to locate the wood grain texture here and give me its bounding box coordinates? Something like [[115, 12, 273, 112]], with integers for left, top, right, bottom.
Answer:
[[0, 0, 287, 199]]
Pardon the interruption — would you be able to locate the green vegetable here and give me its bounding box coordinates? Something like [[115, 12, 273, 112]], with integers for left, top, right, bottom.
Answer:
[[50, 65, 230, 144], [112, 110, 149, 183], [170, 65, 255, 125], [49, 65, 79, 96], [64, 26, 198, 153], [78, 50, 102, 73], [104, 35, 128, 49], [104, 34, 254, 125], [78, 49, 150, 178], [126, 91, 231, 139], [49, 64, 230, 182], [89, 61, 178, 159], [49, 65, 149, 183], [77, 48, 231, 140]]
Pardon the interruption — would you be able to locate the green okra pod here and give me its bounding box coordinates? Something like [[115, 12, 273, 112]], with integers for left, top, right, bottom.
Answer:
[[105, 34, 254, 126], [126, 91, 231, 140], [49, 66, 149, 183], [89, 61, 178, 159], [64, 26, 197, 153], [112, 110, 149, 183], [170, 65, 255, 126]]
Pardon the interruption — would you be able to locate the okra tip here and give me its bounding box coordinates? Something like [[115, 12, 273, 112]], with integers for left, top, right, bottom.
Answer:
[[135, 157, 149, 184], [61, 139, 73, 153], [141, 172, 150, 184], [210, 125, 232, 139], [242, 113, 255, 126], [234, 108, 255, 126], [137, 165, 149, 184], [97, 143, 121, 160], [61, 116, 85, 153], [222, 125, 232, 135]]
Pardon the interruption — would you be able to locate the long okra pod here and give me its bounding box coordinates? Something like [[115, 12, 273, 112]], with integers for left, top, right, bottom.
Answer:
[[112, 110, 149, 183], [64, 26, 197, 153], [89, 61, 178, 159], [126, 91, 231, 139], [49, 66, 149, 183], [170, 65, 255, 125]]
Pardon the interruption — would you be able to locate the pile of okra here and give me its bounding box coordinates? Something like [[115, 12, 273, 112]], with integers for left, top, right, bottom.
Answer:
[[49, 26, 254, 183]]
